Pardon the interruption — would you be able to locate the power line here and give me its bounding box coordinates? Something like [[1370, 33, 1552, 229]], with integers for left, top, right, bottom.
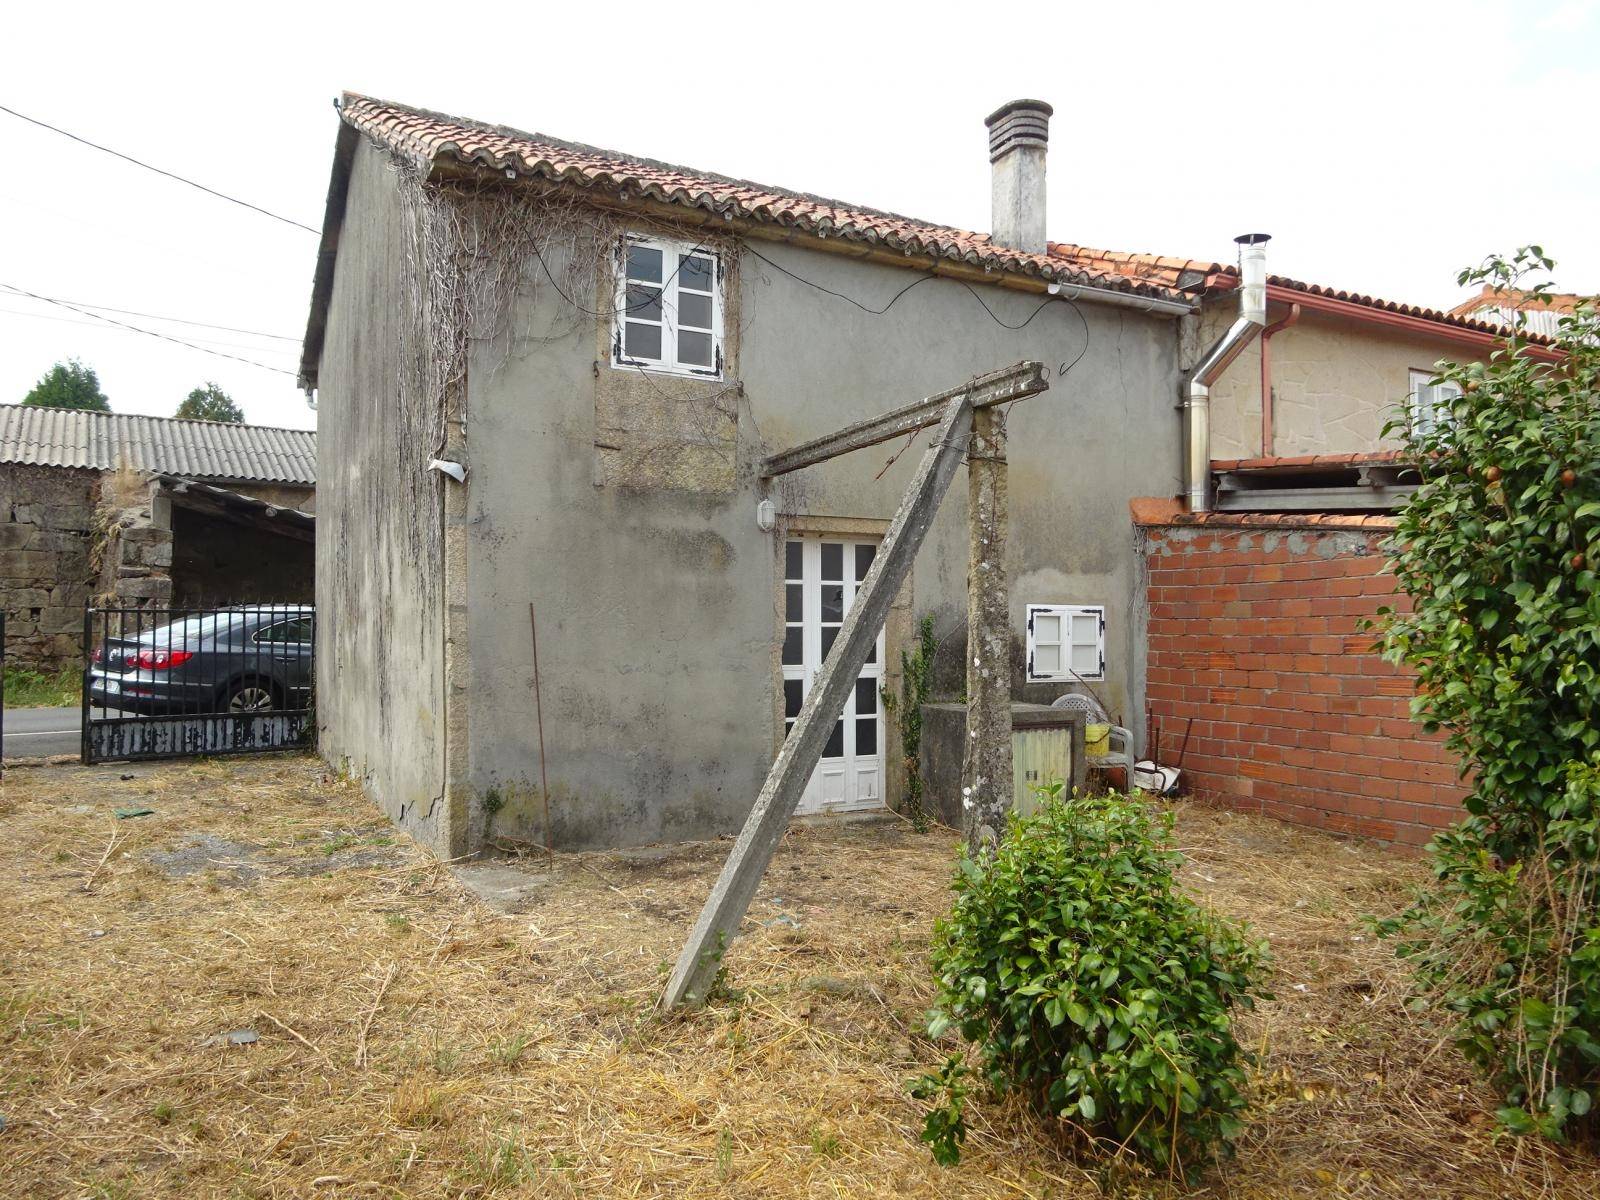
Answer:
[[0, 282, 296, 377], [0, 103, 320, 235], [0, 304, 302, 357], [0, 284, 299, 341]]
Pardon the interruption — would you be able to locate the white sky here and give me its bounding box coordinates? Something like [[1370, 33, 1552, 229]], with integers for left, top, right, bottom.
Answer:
[[3, 0, 1596, 433]]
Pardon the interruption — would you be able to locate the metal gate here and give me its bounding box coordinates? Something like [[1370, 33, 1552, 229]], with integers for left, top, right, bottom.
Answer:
[[82, 603, 314, 764]]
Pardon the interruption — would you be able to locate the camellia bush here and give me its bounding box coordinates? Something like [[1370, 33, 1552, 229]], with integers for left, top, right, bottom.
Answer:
[[1376, 247, 1600, 1139], [912, 786, 1268, 1179]]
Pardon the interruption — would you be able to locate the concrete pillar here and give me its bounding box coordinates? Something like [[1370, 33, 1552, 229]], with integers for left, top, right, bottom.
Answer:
[[962, 406, 1013, 855]]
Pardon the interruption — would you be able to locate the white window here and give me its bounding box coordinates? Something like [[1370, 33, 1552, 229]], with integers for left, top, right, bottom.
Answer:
[[1408, 369, 1462, 437], [1026, 604, 1105, 683], [613, 234, 723, 378]]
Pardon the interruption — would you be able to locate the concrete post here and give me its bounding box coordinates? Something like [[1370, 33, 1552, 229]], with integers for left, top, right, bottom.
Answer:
[[962, 405, 1013, 856]]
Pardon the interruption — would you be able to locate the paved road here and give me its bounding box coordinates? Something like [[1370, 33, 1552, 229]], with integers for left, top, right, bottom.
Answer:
[[3, 705, 81, 759]]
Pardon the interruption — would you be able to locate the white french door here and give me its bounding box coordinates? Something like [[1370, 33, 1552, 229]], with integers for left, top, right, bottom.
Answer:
[[781, 537, 885, 814]]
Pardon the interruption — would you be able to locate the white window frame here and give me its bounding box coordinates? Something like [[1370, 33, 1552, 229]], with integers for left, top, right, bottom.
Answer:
[[1408, 368, 1462, 437], [612, 233, 724, 379], [1025, 604, 1106, 683]]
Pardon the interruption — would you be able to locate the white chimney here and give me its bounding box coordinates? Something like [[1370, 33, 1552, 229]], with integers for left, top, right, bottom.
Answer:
[[984, 100, 1052, 254]]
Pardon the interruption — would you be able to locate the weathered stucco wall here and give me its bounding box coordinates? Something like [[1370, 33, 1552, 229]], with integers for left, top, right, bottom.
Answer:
[[315, 139, 452, 853], [457, 223, 1180, 850], [0, 462, 99, 666], [1200, 303, 1490, 460]]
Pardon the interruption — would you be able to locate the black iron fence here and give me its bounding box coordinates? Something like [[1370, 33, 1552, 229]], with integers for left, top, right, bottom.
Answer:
[[82, 603, 314, 764]]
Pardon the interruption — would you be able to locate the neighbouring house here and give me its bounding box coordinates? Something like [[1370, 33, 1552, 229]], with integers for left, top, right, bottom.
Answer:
[[300, 93, 1235, 858], [1094, 252, 1567, 846], [0, 404, 316, 667], [1448, 284, 1595, 341]]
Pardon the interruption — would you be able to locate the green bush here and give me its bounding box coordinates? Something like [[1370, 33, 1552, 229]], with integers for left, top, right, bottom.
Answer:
[[1374, 247, 1600, 1139], [913, 786, 1269, 1179]]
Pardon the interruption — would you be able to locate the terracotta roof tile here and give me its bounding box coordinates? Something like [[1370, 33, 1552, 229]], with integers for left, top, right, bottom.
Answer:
[[1211, 451, 1409, 472], [337, 94, 1191, 305], [1135, 509, 1398, 532]]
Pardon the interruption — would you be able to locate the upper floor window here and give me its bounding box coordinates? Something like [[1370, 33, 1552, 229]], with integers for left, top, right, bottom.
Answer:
[[613, 235, 723, 378], [1408, 369, 1462, 437]]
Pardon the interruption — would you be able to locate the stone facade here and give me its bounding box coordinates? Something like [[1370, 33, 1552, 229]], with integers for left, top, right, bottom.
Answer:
[[0, 463, 100, 667]]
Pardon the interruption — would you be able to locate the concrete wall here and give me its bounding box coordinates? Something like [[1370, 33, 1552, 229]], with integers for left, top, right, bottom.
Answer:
[[457, 221, 1181, 850], [1200, 303, 1491, 461], [0, 462, 99, 666], [1141, 516, 1466, 847], [315, 139, 452, 852]]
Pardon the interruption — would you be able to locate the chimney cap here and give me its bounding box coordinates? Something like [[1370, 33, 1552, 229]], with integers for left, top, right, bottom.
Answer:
[[984, 98, 1054, 128], [1233, 232, 1272, 247]]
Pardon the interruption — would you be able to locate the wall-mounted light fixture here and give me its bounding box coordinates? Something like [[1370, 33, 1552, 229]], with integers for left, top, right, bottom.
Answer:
[[755, 498, 776, 531]]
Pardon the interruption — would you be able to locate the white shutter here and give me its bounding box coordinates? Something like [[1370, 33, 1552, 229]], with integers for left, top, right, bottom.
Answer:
[[1026, 604, 1105, 682]]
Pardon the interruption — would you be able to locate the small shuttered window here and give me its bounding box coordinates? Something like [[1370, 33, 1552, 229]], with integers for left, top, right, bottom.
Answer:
[[1408, 369, 1462, 437], [1025, 604, 1105, 683]]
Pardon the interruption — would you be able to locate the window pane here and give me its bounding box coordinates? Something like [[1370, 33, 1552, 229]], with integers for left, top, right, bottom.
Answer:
[[782, 626, 802, 665], [1070, 644, 1100, 677], [820, 625, 838, 660], [1034, 614, 1060, 645], [856, 717, 877, 756], [627, 244, 662, 282], [785, 540, 802, 580], [855, 543, 876, 581], [1070, 614, 1100, 648], [865, 640, 876, 665], [786, 583, 803, 621], [784, 678, 803, 719], [820, 543, 843, 580], [821, 585, 843, 622], [855, 677, 876, 716], [679, 254, 714, 292], [624, 321, 662, 360], [678, 329, 712, 367], [625, 284, 662, 320], [1034, 643, 1061, 674], [785, 719, 794, 739], [824, 720, 844, 758], [678, 291, 712, 329]]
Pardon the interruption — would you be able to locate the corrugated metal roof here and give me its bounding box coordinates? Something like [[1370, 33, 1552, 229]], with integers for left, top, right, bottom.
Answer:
[[0, 404, 316, 485]]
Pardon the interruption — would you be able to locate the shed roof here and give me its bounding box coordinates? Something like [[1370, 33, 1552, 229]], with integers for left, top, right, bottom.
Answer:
[[0, 404, 316, 485]]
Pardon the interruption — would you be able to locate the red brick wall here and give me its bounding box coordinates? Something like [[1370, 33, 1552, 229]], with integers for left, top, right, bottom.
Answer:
[[1140, 518, 1467, 846]]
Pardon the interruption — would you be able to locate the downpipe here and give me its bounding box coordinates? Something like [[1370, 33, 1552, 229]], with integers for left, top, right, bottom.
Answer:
[[1185, 234, 1269, 512]]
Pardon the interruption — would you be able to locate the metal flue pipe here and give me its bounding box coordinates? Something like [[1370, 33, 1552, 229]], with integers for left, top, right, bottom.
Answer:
[[1185, 233, 1270, 511]]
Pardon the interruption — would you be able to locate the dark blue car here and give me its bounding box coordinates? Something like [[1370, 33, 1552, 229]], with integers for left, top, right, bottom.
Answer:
[[88, 606, 314, 716]]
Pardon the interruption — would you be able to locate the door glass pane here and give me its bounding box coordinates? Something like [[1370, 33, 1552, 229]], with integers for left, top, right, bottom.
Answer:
[[855, 543, 876, 581], [678, 329, 712, 367], [824, 720, 844, 758], [820, 625, 838, 659], [785, 584, 803, 621], [821, 585, 844, 621], [784, 678, 803, 719], [678, 292, 712, 329], [785, 540, 802, 580], [782, 626, 802, 665], [855, 677, 877, 717], [624, 321, 662, 359], [679, 254, 714, 291], [820, 542, 843, 580], [627, 244, 662, 282], [856, 718, 877, 756]]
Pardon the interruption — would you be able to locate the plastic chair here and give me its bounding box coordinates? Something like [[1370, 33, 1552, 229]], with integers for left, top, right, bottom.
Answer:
[[1050, 691, 1136, 795]]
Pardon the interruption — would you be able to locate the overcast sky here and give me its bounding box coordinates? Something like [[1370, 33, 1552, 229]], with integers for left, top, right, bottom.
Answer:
[[3, 0, 1596, 432]]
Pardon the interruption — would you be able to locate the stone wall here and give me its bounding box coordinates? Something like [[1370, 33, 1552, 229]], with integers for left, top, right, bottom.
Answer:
[[0, 463, 100, 667]]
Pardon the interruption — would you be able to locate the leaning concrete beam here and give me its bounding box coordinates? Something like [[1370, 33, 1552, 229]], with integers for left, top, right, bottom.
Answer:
[[759, 362, 1049, 478], [662, 391, 980, 1009]]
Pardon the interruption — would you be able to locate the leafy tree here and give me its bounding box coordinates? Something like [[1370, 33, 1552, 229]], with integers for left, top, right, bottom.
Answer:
[[22, 359, 110, 411], [175, 382, 244, 423], [1376, 247, 1600, 1140]]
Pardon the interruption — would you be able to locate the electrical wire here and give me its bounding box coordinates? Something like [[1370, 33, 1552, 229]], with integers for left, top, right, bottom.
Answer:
[[0, 284, 299, 341], [0, 103, 319, 235], [0, 304, 302, 357], [0, 282, 296, 377]]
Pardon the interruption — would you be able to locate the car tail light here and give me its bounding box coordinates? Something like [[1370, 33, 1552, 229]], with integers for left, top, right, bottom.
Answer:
[[92, 646, 104, 664], [135, 649, 194, 670]]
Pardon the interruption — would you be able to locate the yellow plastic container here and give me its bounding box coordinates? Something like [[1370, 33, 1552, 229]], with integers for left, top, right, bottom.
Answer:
[[1085, 723, 1111, 757]]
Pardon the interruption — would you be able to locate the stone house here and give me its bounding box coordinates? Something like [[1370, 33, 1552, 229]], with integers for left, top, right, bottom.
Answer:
[[0, 404, 316, 668], [298, 93, 1267, 858]]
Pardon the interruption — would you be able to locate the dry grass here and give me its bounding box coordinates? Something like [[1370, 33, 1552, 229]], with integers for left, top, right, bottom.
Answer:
[[0, 756, 1596, 1198]]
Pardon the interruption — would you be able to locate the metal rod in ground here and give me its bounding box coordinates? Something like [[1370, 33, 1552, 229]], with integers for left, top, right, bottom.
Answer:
[[529, 602, 553, 864]]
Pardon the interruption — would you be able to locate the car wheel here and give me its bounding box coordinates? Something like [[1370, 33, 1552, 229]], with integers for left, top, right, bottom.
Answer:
[[225, 681, 279, 713]]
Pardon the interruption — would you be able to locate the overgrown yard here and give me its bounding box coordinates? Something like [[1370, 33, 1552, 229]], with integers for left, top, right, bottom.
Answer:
[[2, 757, 1597, 1198]]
